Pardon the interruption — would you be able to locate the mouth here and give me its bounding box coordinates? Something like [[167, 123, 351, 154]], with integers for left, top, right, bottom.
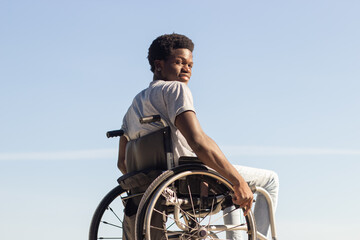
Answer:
[[179, 74, 190, 81]]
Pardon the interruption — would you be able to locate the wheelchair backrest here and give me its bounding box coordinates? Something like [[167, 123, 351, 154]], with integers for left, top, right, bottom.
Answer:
[[125, 127, 172, 173]]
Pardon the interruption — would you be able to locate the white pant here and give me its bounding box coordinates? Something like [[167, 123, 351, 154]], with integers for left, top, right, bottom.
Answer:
[[223, 165, 279, 239]]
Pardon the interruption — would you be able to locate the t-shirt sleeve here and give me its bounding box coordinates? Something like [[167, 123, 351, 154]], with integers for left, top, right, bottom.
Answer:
[[163, 82, 196, 125], [121, 112, 130, 140]]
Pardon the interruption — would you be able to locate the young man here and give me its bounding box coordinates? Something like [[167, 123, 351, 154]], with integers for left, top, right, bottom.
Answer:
[[119, 33, 279, 239]]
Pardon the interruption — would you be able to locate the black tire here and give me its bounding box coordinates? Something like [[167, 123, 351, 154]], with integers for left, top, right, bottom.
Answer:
[[89, 185, 127, 240], [135, 169, 175, 240], [135, 166, 257, 240], [135, 164, 209, 240]]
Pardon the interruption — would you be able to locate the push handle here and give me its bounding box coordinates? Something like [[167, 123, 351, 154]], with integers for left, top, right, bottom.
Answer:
[[139, 115, 161, 124], [106, 129, 124, 138]]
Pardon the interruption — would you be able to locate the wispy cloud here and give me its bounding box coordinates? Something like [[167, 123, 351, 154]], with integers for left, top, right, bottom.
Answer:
[[0, 149, 117, 161], [221, 145, 360, 156], [1, 146, 360, 161]]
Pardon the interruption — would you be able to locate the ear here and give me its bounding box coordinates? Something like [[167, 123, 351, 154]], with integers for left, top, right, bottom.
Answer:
[[154, 60, 164, 70]]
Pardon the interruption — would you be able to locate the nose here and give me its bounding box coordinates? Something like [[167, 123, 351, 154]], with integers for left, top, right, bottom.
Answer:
[[182, 64, 191, 73]]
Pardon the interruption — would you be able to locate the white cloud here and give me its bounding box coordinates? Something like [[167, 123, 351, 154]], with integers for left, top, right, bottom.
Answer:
[[0, 149, 117, 161], [1, 146, 360, 161], [220, 145, 360, 156]]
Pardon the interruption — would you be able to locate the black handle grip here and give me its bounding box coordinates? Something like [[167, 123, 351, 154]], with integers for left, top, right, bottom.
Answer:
[[139, 115, 161, 124], [106, 129, 124, 138]]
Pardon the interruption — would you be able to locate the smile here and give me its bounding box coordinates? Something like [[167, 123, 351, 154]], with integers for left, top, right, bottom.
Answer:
[[179, 74, 190, 79]]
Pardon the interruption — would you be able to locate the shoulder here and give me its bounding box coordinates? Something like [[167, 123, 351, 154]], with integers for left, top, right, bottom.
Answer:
[[158, 81, 192, 95], [151, 80, 188, 89]]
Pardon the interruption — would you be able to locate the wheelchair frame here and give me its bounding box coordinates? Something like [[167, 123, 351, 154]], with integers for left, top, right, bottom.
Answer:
[[89, 115, 277, 240]]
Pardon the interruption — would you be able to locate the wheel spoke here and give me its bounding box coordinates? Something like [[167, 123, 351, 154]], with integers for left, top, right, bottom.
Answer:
[[207, 193, 216, 227], [187, 184, 199, 225], [89, 185, 126, 240], [207, 195, 238, 227], [152, 207, 197, 232], [98, 237, 122, 239], [212, 223, 247, 235], [101, 221, 122, 229], [107, 206, 123, 224]]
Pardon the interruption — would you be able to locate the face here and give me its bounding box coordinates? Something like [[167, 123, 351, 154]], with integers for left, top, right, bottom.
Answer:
[[155, 48, 193, 84]]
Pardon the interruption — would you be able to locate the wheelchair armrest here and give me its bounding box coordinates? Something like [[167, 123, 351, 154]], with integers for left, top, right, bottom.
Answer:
[[178, 156, 202, 165], [117, 168, 163, 190]]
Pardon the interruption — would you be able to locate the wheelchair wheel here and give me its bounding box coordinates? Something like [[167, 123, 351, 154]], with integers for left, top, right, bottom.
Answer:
[[135, 166, 257, 240], [89, 185, 128, 240]]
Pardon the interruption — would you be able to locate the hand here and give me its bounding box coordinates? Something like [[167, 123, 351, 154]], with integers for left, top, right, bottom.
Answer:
[[232, 183, 253, 216]]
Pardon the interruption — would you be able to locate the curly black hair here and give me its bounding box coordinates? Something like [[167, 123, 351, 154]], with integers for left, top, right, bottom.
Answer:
[[148, 33, 194, 72]]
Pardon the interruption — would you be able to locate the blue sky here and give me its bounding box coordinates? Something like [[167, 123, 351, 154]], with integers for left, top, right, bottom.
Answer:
[[1, 0, 359, 239]]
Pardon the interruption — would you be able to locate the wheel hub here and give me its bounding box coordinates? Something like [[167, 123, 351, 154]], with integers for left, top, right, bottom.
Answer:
[[188, 226, 208, 239], [198, 227, 208, 238]]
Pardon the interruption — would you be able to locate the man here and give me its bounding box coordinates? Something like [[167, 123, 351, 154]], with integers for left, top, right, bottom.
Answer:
[[119, 33, 279, 239]]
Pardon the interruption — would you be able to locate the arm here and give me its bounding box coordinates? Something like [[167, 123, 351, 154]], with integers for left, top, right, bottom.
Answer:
[[175, 111, 253, 215], [117, 135, 128, 174]]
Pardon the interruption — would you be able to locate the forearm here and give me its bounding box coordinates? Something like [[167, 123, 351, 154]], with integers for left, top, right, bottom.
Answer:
[[190, 134, 246, 186], [175, 111, 245, 185], [118, 135, 128, 174], [175, 111, 253, 213]]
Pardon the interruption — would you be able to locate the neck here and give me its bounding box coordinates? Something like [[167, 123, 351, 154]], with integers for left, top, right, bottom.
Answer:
[[153, 73, 164, 81]]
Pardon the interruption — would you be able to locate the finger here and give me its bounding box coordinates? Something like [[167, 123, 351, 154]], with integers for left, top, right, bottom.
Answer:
[[242, 201, 252, 216], [247, 199, 253, 209], [243, 208, 247, 216], [243, 205, 250, 216]]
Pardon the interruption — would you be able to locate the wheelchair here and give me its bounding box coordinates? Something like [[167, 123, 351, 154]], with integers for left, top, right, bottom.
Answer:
[[89, 115, 277, 240]]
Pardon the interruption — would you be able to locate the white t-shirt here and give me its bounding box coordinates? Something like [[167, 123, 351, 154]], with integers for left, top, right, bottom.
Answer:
[[122, 80, 196, 162]]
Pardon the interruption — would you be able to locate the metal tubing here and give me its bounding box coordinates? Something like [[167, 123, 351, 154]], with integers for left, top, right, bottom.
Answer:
[[254, 186, 277, 239]]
